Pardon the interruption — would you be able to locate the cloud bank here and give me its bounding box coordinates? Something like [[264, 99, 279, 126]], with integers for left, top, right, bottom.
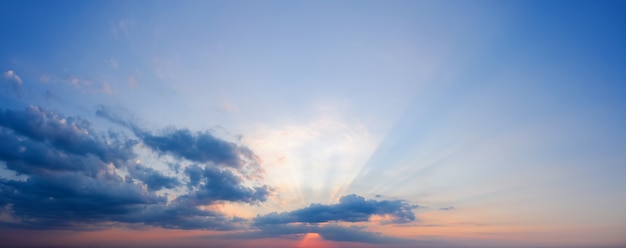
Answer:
[[0, 105, 418, 244], [0, 105, 268, 230]]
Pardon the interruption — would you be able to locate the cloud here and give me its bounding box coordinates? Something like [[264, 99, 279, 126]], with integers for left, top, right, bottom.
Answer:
[[127, 164, 180, 191], [184, 164, 270, 205], [69, 76, 81, 86], [3, 70, 22, 91], [236, 194, 419, 244], [128, 75, 137, 88], [39, 74, 50, 83], [140, 129, 251, 168], [122, 202, 248, 230], [2, 106, 417, 240], [118, 19, 131, 34], [226, 223, 412, 244], [109, 58, 119, 69], [0, 106, 269, 230], [101, 83, 113, 94], [0, 172, 164, 229], [0, 106, 136, 166], [96, 106, 261, 171], [0, 128, 111, 176], [3, 70, 22, 85], [111, 18, 133, 39], [254, 194, 417, 226]]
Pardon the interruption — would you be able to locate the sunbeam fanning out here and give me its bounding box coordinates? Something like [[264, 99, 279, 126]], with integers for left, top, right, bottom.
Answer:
[[1, 1, 625, 248], [245, 114, 379, 210]]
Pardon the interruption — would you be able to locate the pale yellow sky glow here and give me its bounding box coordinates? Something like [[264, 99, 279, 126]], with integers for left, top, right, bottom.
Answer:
[[245, 113, 378, 211]]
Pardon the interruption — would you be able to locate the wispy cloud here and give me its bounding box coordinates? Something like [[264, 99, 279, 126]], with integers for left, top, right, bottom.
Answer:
[[111, 18, 133, 39], [101, 83, 113, 94], [128, 75, 137, 88], [109, 58, 119, 69], [3, 70, 23, 91], [39, 74, 50, 83]]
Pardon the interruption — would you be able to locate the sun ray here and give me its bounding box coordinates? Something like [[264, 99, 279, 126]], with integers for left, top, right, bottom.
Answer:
[[296, 232, 332, 248]]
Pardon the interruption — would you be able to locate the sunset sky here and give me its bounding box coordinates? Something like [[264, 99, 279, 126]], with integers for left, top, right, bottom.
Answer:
[[1, 1, 625, 247]]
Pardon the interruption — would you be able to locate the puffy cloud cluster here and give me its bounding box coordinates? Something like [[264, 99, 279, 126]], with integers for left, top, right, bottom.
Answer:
[[141, 129, 254, 168], [184, 164, 269, 205], [0, 106, 269, 230], [95, 106, 260, 172]]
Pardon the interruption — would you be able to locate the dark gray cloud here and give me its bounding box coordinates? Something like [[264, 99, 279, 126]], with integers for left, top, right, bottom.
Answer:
[[254, 194, 417, 226], [97, 106, 258, 170], [0, 106, 136, 165], [141, 129, 248, 168], [0, 172, 165, 229], [0, 106, 269, 230], [123, 197, 251, 231], [185, 164, 270, 205], [0, 128, 106, 176], [234, 194, 419, 244], [127, 164, 180, 191]]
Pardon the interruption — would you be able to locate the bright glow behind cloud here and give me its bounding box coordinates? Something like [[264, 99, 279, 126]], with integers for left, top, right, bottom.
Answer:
[[245, 112, 378, 211]]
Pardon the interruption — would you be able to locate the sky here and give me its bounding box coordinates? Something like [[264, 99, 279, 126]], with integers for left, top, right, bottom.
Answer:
[[0, 0, 625, 247]]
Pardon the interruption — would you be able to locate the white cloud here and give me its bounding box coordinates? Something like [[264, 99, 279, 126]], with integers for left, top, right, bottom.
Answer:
[[3, 70, 23, 87]]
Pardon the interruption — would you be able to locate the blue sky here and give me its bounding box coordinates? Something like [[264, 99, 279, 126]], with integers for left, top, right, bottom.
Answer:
[[1, 1, 625, 247]]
